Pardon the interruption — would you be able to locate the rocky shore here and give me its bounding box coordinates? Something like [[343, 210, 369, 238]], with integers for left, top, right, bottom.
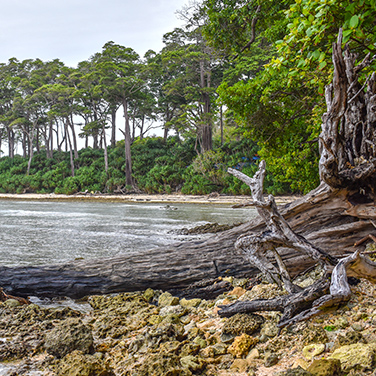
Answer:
[[1, 272, 376, 376]]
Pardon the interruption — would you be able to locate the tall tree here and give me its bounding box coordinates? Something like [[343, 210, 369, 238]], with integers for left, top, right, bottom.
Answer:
[[94, 42, 145, 187], [0, 59, 21, 158], [161, 26, 223, 152]]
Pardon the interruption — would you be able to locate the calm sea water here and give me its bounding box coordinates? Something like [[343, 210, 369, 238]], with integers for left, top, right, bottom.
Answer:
[[0, 200, 256, 267]]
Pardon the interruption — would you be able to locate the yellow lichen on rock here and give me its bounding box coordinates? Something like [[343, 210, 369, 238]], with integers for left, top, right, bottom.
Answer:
[[228, 333, 258, 358]]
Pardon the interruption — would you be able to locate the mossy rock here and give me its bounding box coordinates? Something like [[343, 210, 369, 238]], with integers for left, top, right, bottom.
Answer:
[[44, 318, 94, 358], [329, 343, 376, 372], [228, 333, 258, 358], [334, 330, 366, 349], [180, 355, 205, 372], [56, 350, 114, 376], [88, 292, 148, 313], [301, 325, 329, 346], [180, 298, 202, 308], [222, 313, 264, 336], [158, 292, 179, 307], [307, 358, 342, 376], [136, 354, 192, 376], [280, 367, 313, 376], [3, 299, 21, 308]]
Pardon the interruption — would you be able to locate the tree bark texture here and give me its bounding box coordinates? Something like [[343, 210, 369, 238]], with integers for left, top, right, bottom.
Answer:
[[319, 29, 376, 191]]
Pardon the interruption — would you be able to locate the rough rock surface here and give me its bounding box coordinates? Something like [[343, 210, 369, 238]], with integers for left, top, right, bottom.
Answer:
[[1, 276, 376, 375], [44, 318, 94, 358]]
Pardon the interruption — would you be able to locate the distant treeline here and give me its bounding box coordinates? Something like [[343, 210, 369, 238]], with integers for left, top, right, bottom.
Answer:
[[0, 137, 291, 196]]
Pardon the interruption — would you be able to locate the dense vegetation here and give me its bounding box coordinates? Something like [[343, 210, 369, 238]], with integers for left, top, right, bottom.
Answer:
[[0, 0, 375, 195], [0, 137, 278, 195]]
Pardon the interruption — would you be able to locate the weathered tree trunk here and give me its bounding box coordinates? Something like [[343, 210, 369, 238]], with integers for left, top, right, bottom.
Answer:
[[216, 31, 376, 326], [319, 29, 376, 191]]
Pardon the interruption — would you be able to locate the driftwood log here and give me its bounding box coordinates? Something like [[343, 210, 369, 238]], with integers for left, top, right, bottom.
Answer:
[[0, 181, 375, 300]]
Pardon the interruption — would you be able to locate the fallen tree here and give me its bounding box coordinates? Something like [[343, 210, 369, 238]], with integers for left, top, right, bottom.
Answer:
[[1, 31, 376, 305]]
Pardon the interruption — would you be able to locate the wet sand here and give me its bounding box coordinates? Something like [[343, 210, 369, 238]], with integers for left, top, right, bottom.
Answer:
[[0, 192, 298, 205]]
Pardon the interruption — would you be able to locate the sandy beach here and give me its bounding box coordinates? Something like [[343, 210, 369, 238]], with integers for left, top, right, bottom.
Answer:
[[0, 192, 298, 205]]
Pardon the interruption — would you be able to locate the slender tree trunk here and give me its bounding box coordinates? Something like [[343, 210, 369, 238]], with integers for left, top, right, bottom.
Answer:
[[35, 126, 40, 154], [22, 129, 28, 158], [55, 122, 61, 153], [111, 107, 117, 147], [26, 132, 35, 175], [49, 122, 54, 158], [200, 61, 212, 152], [103, 125, 108, 175], [163, 127, 169, 142], [93, 133, 98, 149], [132, 116, 136, 142], [220, 105, 224, 145], [7, 128, 14, 159], [69, 116, 78, 159], [123, 99, 133, 187], [43, 130, 50, 159], [65, 122, 75, 177], [139, 116, 144, 140]]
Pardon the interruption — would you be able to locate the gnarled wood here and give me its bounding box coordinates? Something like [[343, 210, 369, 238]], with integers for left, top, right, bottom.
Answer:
[[220, 162, 376, 326], [218, 33, 376, 326], [319, 29, 376, 190]]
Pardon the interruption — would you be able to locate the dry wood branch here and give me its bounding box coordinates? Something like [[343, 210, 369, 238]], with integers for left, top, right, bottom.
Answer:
[[221, 160, 376, 327]]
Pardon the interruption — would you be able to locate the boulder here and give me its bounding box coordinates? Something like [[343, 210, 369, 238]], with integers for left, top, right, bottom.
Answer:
[[222, 313, 264, 336], [228, 333, 257, 358], [307, 358, 342, 376], [44, 318, 94, 358], [56, 350, 114, 376], [329, 343, 376, 372], [158, 292, 179, 307]]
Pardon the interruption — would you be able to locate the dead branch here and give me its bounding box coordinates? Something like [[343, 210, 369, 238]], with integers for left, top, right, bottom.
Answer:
[[218, 161, 376, 327]]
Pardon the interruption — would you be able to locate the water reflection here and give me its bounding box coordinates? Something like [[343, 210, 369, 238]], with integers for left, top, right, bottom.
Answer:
[[0, 200, 257, 267]]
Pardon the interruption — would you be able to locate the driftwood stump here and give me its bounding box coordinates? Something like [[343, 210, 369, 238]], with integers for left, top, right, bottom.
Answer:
[[219, 30, 376, 327], [221, 162, 376, 327]]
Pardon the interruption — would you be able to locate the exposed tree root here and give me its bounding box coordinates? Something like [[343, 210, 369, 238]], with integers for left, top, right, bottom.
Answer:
[[218, 30, 376, 327], [218, 162, 376, 327]]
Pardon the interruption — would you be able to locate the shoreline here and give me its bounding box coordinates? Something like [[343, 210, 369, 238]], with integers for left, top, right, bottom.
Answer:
[[0, 192, 298, 205]]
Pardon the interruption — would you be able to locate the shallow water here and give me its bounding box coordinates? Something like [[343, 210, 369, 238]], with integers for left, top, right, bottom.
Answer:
[[0, 200, 256, 267]]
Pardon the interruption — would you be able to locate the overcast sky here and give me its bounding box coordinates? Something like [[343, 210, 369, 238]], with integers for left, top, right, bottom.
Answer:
[[0, 0, 187, 67]]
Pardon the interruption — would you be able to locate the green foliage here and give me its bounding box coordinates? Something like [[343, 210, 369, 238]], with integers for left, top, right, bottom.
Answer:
[[0, 136, 295, 196], [201, 0, 376, 194], [131, 136, 196, 193], [324, 325, 337, 332]]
